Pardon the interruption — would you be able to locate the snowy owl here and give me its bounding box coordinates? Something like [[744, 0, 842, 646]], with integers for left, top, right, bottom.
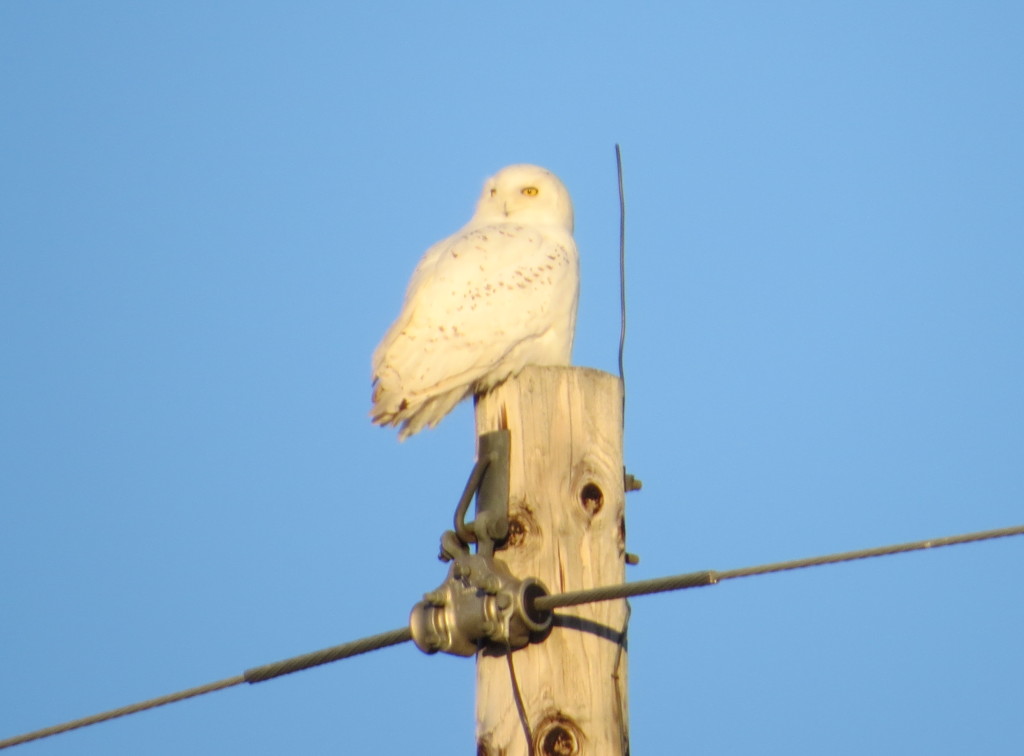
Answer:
[[371, 164, 579, 439]]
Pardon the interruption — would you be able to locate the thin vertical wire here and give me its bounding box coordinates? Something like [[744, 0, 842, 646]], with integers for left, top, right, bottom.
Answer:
[[505, 646, 533, 752], [612, 601, 631, 756], [615, 145, 627, 427]]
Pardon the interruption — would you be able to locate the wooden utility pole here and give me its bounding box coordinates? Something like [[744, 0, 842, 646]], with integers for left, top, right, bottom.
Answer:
[[474, 365, 628, 756]]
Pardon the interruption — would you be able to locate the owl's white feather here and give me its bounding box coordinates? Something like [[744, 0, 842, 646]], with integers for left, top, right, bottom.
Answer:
[[371, 164, 579, 439]]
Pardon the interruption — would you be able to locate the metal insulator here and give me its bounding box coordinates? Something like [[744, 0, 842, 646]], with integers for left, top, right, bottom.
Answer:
[[409, 556, 552, 657]]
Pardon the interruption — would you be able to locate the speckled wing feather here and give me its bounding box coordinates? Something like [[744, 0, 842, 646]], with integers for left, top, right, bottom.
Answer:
[[372, 220, 578, 439]]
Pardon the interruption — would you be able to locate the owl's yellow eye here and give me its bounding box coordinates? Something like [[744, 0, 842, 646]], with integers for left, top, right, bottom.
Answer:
[[521, 186, 539, 196]]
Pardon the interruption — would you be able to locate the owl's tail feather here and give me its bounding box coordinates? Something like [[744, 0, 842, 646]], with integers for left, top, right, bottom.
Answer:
[[370, 381, 469, 441]]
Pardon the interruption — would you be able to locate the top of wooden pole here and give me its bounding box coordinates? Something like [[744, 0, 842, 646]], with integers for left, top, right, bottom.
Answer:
[[475, 366, 629, 756]]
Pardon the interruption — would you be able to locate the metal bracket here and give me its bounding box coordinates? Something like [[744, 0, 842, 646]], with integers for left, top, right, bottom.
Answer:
[[409, 429, 553, 656], [453, 429, 510, 557]]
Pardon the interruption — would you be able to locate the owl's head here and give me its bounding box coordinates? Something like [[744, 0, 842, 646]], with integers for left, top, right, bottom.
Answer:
[[474, 164, 574, 233]]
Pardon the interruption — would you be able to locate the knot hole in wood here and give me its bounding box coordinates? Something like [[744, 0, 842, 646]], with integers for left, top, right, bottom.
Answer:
[[535, 713, 583, 756], [579, 482, 603, 516]]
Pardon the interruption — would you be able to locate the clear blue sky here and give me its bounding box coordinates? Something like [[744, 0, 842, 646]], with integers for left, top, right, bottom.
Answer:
[[2, 3, 1022, 754]]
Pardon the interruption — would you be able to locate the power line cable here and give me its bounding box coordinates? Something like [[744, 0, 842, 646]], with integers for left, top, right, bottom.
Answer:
[[0, 628, 411, 750], [242, 626, 412, 683], [533, 524, 1024, 611], [2, 524, 1021, 751], [0, 675, 245, 752]]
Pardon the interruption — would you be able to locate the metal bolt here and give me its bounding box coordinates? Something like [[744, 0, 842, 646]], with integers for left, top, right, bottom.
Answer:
[[424, 590, 447, 607]]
